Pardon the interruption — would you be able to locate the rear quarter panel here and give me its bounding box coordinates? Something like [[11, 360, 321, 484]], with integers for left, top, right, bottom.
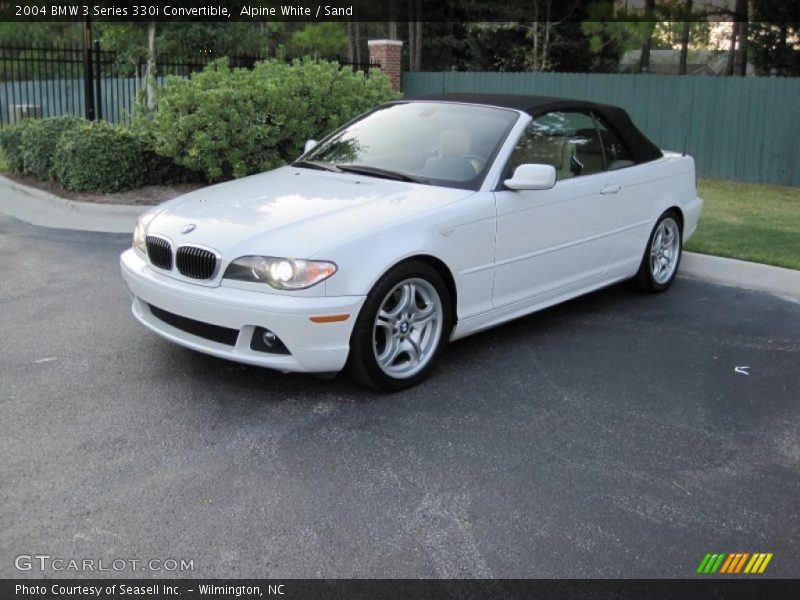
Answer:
[[608, 153, 701, 276]]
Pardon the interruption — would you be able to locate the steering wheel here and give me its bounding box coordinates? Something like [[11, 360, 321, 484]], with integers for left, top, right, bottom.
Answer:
[[463, 154, 486, 174]]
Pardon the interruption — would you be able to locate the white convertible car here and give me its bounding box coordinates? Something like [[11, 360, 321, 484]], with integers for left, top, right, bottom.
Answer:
[[121, 93, 702, 390]]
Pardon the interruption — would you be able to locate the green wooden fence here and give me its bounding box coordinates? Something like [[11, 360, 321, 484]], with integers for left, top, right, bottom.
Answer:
[[403, 71, 800, 186]]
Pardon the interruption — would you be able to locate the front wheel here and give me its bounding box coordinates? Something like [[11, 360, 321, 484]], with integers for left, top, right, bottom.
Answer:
[[346, 261, 452, 391], [633, 211, 683, 292]]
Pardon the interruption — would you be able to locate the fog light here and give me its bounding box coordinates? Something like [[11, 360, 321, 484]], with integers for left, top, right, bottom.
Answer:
[[262, 330, 278, 347], [250, 327, 290, 355]]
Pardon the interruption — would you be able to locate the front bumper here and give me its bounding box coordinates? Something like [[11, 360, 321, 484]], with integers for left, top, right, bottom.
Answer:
[[120, 248, 365, 373]]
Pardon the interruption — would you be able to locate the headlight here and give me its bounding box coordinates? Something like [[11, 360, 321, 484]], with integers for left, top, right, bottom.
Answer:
[[133, 221, 147, 254], [223, 256, 337, 290]]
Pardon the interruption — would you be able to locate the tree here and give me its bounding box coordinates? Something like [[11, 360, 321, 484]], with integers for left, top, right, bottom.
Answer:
[[748, 0, 800, 76], [639, 0, 656, 73], [581, 3, 643, 71], [388, 0, 398, 40], [288, 23, 348, 59], [722, 0, 749, 76], [733, 0, 749, 76], [407, 0, 423, 71], [95, 22, 274, 72], [145, 23, 156, 113], [0, 22, 82, 46], [678, 0, 694, 75]]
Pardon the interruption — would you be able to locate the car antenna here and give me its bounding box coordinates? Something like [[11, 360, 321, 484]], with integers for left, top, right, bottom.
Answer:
[[682, 90, 695, 157]]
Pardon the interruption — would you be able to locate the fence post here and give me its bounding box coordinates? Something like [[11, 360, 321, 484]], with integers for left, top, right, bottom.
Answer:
[[94, 40, 102, 121], [82, 18, 95, 120]]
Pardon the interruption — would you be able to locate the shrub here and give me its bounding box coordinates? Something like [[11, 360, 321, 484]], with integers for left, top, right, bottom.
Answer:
[[133, 128, 198, 186], [0, 119, 35, 174], [147, 58, 396, 182], [54, 121, 151, 193], [20, 116, 82, 180]]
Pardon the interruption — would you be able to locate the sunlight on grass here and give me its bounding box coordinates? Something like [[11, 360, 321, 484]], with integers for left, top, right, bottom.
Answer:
[[687, 179, 800, 270]]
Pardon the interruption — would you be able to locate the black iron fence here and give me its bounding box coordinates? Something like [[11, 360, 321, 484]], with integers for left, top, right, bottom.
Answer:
[[0, 43, 380, 127]]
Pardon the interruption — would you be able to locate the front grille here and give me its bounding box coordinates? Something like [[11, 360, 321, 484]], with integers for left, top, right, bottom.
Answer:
[[146, 236, 172, 270], [176, 245, 217, 280], [148, 304, 239, 346]]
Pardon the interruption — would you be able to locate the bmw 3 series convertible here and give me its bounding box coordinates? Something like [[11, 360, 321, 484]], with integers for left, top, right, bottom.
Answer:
[[120, 93, 703, 391]]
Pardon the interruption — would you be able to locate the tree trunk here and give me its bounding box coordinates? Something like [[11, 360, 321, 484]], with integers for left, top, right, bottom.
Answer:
[[346, 22, 354, 62], [725, 21, 737, 75], [388, 0, 397, 40], [639, 0, 656, 73], [543, 21, 552, 71], [678, 0, 693, 75], [354, 22, 361, 64], [541, 1, 553, 72], [413, 0, 423, 71], [733, 0, 748, 77], [144, 22, 156, 113], [778, 22, 787, 75], [407, 1, 422, 71], [407, 3, 415, 71]]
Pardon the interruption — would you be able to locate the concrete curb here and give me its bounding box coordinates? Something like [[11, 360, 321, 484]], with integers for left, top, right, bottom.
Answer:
[[679, 252, 800, 304], [2, 174, 799, 303], [0, 175, 145, 233]]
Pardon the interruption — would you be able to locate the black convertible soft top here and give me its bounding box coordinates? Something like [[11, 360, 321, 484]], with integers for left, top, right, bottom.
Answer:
[[412, 93, 663, 164]]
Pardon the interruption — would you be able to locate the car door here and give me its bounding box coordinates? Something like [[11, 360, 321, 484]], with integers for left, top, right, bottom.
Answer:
[[492, 110, 621, 309], [590, 113, 656, 276]]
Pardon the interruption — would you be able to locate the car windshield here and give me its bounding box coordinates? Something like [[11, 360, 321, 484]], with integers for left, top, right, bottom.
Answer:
[[301, 102, 519, 190]]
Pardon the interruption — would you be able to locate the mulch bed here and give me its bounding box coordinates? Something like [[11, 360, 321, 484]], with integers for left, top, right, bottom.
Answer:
[[4, 172, 203, 206]]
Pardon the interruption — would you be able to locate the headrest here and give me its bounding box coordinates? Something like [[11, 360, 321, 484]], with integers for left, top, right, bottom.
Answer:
[[438, 129, 471, 157]]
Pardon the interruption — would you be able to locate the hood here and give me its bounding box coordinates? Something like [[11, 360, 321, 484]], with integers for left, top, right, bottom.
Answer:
[[145, 166, 472, 259]]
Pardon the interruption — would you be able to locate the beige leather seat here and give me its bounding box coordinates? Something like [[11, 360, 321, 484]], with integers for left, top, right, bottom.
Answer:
[[422, 129, 477, 181], [509, 135, 575, 180]]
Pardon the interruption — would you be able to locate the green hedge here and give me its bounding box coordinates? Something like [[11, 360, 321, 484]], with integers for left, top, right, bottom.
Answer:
[[0, 58, 395, 191], [53, 122, 155, 193], [0, 119, 35, 174], [147, 58, 397, 182], [21, 116, 82, 180], [1, 117, 194, 192]]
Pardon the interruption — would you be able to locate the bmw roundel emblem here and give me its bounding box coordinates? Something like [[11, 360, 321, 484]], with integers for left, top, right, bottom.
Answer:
[[181, 224, 197, 234]]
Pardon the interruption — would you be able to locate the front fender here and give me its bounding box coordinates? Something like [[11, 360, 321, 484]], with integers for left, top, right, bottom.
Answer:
[[322, 192, 497, 322]]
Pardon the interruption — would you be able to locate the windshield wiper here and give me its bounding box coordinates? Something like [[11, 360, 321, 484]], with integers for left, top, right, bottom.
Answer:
[[336, 164, 429, 184], [291, 160, 342, 173]]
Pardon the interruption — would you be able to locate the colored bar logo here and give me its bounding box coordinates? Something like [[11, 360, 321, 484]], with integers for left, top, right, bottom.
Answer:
[[696, 553, 773, 574]]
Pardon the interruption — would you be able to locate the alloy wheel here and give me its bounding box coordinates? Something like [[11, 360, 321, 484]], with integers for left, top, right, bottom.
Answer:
[[372, 278, 444, 379], [649, 217, 681, 284]]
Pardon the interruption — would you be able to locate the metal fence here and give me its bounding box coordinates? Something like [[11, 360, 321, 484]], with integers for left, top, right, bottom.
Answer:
[[403, 71, 800, 186], [0, 44, 379, 127]]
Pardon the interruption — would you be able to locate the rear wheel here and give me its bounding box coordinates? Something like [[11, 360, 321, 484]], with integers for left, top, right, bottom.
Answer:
[[633, 211, 683, 292], [347, 261, 452, 391]]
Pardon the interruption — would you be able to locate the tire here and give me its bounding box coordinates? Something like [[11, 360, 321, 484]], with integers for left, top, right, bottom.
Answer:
[[633, 210, 683, 293], [346, 260, 453, 392]]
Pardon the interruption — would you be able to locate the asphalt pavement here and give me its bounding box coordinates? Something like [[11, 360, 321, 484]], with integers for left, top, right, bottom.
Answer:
[[1, 213, 798, 578]]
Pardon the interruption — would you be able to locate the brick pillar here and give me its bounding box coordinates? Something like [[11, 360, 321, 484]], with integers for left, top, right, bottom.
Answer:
[[368, 39, 403, 93]]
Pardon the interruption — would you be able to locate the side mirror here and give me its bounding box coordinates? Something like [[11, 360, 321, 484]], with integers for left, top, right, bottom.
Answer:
[[504, 163, 556, 191], [304, 139, 318, 154]]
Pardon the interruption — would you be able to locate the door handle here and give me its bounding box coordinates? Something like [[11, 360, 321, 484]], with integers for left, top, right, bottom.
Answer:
[[600, 184, 621, 195]]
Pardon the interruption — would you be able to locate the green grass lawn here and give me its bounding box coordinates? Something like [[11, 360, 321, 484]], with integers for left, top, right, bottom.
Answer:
[[688, 179, 800, 270]]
